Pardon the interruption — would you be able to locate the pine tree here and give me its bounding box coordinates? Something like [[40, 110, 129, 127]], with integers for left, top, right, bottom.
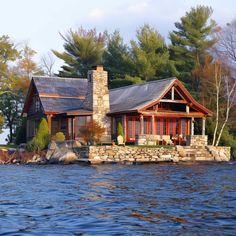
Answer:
[[53, 28, 106, 78], [103, 30, 134, 80], [131, 24, 177, 81], [169, 5, 216, 90]]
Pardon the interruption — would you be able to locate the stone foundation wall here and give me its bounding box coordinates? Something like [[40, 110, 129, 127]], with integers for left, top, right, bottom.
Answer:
[[206, 146, 231, 162], [186, 135, 208, 146], [88, 146, 179, 164], [44, 141, 231, 165]]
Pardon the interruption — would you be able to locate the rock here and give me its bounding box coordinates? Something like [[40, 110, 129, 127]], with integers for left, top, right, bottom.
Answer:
[[59, 151, 77, 164], [74, 140, 82, 147]]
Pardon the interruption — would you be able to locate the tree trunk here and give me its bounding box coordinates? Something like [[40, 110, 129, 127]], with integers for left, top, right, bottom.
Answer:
[[9, 124, 13, 143], [212, 65, 220, 146]]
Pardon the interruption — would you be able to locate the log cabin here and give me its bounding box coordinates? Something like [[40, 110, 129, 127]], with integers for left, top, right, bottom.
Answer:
[[22, 65, 213, 145]]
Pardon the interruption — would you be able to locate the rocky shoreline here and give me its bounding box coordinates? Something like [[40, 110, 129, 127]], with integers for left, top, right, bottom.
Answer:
[[0, 141, 231, 165]]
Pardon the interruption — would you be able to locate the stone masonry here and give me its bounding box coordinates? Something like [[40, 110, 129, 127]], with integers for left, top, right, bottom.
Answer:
[[186, 135, 208, 146], [87, 65, 111, 142]]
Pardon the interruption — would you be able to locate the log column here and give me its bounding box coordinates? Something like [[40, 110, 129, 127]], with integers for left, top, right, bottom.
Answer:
[[151, 115, 155, 134], [140, 115, 144, 135], [191, 117, 195, 135], [202, 117, 206, 136]]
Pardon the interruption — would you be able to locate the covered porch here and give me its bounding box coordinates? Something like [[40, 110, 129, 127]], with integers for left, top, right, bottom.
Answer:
[[46, 111, 92, 141], [112, 113, 207, 146]]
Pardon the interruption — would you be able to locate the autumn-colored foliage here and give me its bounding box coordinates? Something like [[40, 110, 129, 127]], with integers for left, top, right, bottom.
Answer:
[[79, 120, 105, 145]]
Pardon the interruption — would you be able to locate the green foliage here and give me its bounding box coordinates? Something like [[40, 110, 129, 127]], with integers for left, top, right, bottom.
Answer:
[[131, 24, 176, 81], [103, 31, 134, 80], [53, 27, 106, 77], [117, 122, 124, 139], [52, 132, 65, 142], [27, 118, 50, 151], [220, 128, 236, 159], [169, 5, 216, 89], [124, 75, 144, 84], [15, 118, 26, 145], [109, 76, 143, 89], [109, 79, 133, 89]]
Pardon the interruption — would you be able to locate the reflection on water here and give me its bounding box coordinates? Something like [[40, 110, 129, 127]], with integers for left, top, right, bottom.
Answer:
[[0, 163, 236, 235]]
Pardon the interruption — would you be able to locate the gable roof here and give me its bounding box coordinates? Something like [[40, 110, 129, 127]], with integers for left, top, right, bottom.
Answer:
[[109, 78, 176, 113], [23, 76, 91, 114], [23, 76, 212, 116], [109, 78, 213, 116]]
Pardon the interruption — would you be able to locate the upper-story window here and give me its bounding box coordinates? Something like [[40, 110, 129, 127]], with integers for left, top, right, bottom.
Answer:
[[35, 96, 40, 112]]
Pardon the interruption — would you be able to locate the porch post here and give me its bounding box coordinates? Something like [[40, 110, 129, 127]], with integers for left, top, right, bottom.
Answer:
[[47, 114, 52, 134], [171, 86, 175, 100], [123, 114, 127, 139], [202, 117, 206, 136], [140, 115, 144, 135], [151, 115, 155, 134], [191, 117, 194, 135], [186, 105, 189, 114]]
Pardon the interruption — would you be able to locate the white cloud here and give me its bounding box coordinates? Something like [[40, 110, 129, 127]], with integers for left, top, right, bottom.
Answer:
[[127, 1, 148, 13], [88, 8, 105, 21]]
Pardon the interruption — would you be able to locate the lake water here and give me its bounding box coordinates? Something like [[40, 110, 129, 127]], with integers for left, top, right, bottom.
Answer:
[[0, 163, 236, 235]]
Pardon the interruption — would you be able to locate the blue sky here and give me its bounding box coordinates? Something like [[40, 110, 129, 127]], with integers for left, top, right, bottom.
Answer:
[[0, 0, 235, 143], [1, 0, 235, 68]]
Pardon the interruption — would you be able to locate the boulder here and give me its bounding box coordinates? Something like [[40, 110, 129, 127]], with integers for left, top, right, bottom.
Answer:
[[59, 151, 78, 164]]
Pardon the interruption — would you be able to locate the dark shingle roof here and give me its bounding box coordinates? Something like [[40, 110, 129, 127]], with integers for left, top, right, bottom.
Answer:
[[32, 76, 177, 114], [33, 76, 90, 113], [33, 76, 88, 97], [109, 78, 176, 113]]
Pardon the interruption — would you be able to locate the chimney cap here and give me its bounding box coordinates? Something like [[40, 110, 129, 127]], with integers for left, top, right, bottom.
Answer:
[[92, 65, 103, 71]]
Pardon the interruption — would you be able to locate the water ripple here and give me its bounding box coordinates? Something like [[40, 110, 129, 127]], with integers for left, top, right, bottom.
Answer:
[[0, 163, 235, 235]]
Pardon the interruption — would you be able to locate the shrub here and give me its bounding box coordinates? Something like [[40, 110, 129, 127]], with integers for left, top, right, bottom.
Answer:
[[26, 118, 50, 152], [117, 122, 124, 140], [52, 132, 65, 142], [79, 120, 105, 145]]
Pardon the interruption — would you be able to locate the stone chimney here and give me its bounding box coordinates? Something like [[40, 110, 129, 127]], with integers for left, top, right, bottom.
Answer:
[[87, 65, 111, 141]]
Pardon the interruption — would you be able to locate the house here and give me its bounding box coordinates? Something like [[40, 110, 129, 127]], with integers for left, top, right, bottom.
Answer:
[[22, 65, 213, 145]]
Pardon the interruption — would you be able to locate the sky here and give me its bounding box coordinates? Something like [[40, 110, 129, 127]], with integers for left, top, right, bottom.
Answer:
[[0, 0, 236, 143]]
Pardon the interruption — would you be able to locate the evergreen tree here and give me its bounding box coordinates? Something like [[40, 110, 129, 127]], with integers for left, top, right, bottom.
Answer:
[[131, 24, 176, 81], [169, 5, 216, 90], [103, 30, 134, 80], [27, 118, 50, 151], [53, 28, 106, 78]]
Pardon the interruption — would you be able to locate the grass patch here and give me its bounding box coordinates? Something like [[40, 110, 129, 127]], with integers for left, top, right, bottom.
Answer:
[[0, 144, 17, 149], [126, 145, 174, 149]]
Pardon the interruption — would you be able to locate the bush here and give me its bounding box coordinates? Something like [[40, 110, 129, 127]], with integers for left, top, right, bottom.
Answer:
[[26, 118, 50, 152], [117, 122, 124, 140], [79, 120, 105, 145], [52, 132, 65, 142]]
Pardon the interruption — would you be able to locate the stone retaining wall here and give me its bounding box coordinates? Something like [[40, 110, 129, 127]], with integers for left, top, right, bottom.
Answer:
[[87, 146, 179, 164], [206, 146, 231, 162], [186, 135, 208, 146]]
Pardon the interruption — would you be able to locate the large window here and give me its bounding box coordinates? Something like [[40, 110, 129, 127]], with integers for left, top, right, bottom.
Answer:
[[78, 116, 91, 133], [143, 117, 151, 134], [127, 116, 140, 141]]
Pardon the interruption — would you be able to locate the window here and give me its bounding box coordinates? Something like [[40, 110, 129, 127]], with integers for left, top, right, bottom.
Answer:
[[156, 118, 161, 135], [78, 116, 91, 133], [143, 117, 151, 134]]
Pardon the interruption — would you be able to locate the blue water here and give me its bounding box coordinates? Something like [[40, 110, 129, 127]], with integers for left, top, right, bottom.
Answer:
[[0, 163, 236, 235]]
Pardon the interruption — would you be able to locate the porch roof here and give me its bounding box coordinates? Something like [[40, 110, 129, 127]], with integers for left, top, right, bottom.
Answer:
[[109, 78, 176, 113]]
